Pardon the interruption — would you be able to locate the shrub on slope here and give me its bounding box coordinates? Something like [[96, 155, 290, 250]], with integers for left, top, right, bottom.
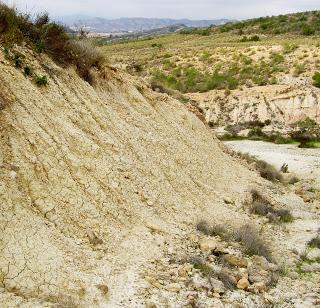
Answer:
[[0, 3, 103, 83]]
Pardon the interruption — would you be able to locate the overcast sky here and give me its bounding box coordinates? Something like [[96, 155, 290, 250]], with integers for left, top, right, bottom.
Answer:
[[3, 0, 320, 20]]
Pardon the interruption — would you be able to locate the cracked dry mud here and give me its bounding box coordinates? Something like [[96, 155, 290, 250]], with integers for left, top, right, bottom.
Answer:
[[0, 46, 319, 307]]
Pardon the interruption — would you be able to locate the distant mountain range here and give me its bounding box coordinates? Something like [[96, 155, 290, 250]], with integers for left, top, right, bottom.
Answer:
[[55, 16, 229, 33]]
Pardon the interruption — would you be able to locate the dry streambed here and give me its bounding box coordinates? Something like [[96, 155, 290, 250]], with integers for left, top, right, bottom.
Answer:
[[224, 140, 320, 179]]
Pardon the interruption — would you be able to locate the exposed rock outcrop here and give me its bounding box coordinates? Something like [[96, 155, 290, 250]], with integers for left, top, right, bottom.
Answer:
[[188, 85, 320, 133]]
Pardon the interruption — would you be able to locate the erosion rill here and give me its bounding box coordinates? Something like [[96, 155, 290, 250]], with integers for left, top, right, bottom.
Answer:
[[0, 45, 319, 306]]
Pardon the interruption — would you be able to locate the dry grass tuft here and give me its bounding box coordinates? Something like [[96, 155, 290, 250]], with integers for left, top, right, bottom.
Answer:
[[250, 189, 294, 223], [234, 224, 272, 261], [196, 220, 212, 235], [255, 159, 283, 182], [196, 220, 230, 239], [308, 235, 320, 249]]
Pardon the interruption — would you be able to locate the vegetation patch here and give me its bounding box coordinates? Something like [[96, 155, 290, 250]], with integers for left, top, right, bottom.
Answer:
[[216, 11, 320, 36], [234, 224, 272, 261], [312, 71, 320, 88], [250, 189, 294, 223], [290, 118, 320, 148], [151, 51, 287, 93], [35, 75, 48, 86], [196, 220, 230, 239], [0, 3, 103, 83], [308, 235, 320, 249]]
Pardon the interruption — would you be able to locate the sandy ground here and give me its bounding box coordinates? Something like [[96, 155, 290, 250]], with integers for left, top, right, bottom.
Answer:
[[224, 140, 320, 180]]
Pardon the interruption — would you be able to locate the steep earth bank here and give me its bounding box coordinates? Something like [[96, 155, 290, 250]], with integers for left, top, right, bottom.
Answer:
[[188, 84, 320, 135], [0, 46, 319, 307]]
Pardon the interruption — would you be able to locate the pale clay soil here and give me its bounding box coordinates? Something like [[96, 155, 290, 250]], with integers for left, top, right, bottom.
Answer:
[[0, 46, 320, 307]]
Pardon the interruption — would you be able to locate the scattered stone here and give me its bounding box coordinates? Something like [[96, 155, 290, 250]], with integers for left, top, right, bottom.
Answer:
[[248, 256, 274, 286], [223, 196, 234, 204], [189, 234, 199, 243], [239, 268, 249, 279], [145, 222, 164, 233], [145, 302, 157, 308], [199, 238, 217, 252], [301, 192, 315, 203], [301, 263, 320, 272], [145, 276, 162, 289], [223, 255, 248, 268], [165, 283, 181, 292], [253, 282, 267, 292], [209, 278, 225, 294], [178, 264, 193, 277], [192, 273, 211, 290], [306, 249, 320, 261], [8, 170, 17, 179], [237, 278, 250, 290]]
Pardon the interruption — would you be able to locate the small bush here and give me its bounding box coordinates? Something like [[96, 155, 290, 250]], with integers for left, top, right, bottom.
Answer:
[[196, 220, 230, 239], [196, 220, 211, 235], [14, 54, 22, 68], [275, 209, 294, 223], [211, 225, 230, 239], [308, 235, 320, 248], [313, 72, 320, 88], [0, 3, 103, 84], [255, 159, 283, 182], [240, 35, 260, 42], [280, 163, 288, 173], [192, 258, 214, 277], [302, 25, 315, 36], [234, 224, 272, 261], [35, 75, 48, 86], [217, 269, 236, 290], [250, 189, 294, 223], [23, 66, 32, 76]]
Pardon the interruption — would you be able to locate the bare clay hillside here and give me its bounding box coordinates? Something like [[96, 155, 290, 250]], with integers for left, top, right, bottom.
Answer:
[[0, 45, 319, 307]]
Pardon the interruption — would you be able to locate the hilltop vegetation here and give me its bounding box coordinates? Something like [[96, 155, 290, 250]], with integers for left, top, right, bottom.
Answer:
[[217, 10, 320, 36], [0, 3, 102, 83], [101, 9, 320, 146], [101, 29, 320, 93]]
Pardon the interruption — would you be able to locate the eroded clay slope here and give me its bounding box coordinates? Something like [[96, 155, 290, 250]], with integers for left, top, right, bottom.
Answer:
[[188, 85, 320, 132], [0, 47, 267, 307]]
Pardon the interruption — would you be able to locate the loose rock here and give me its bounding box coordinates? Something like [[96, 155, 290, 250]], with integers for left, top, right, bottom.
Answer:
[[237, 278, 250, 290]]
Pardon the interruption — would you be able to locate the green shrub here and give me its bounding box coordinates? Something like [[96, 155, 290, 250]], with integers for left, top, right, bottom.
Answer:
[[240, 35, 260, 42], [14, 54, 22, 68], [180, 27, 211, 36], [212, 11, 320, 36], [23, 66, 32, 77], [34, 40, 45, 53], [313, 72, 320, 88], [302, 25, 315, 36], [35, 75, 48, 86]]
